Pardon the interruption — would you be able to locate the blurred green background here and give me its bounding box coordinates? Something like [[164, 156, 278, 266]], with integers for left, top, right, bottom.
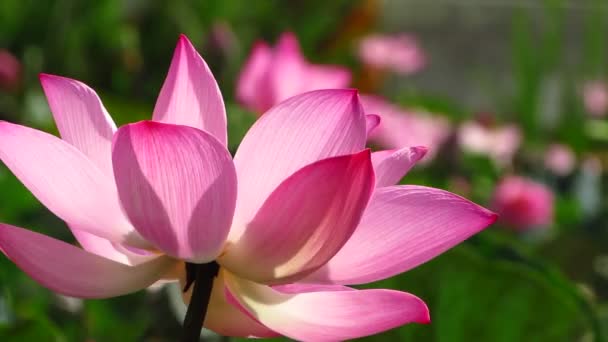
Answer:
[[1, 0, 607, 341]]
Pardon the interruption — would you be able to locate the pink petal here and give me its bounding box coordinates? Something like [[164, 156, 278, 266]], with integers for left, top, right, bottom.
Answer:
[[182, 271, 278, 338], [39, 74, 116, 176], [0, 223, 175, 298], [361, 95, 451, 162], [153, 35, 227, 146], [225, 272, 430, 341], [236, 41, 273, 114], [372, 146, 427, 187], [112, 121, 237, 263], [40, 74, 152, 265], [273, 283, 353, 294], [220, 150, 374, 284], [365, 114, 381, 136], [303, 185, 498, 285], [71, 229, 156, 266], [0, 121, 144, 246], [231, 89, 367, 240], [39, 76, 145, 257]]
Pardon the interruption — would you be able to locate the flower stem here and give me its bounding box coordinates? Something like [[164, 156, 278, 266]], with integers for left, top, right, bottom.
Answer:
[[182, 261, 220, 342]]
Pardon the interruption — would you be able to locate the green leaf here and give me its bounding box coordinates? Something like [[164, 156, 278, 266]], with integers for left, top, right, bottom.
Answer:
[[0, 318, 66, 342], [226, 102, 257, 153], [357, 243, 592, 341]]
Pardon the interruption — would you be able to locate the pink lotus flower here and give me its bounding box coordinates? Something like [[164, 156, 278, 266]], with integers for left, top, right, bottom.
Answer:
[[545, 144, 576, 176], [361, 95, 451, 163], [237, 32, 351, 114], [0, 35, 497, 340], [492, 176, 553, 230], [458, 120, 521, 166], [583, 81, 608, 117], [0, 49, 21, 91], [358, 34, 426, 75]]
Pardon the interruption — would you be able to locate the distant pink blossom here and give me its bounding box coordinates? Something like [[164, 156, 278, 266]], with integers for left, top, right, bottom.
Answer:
[[492, 176, 554, 230], [0, 35, 496, 340], [545, 144, 575, 176], [0, 49, 21, 91], [204, 21, 238, 61], [583, 81, 608, 117], [237, 32, 351, 114], [458, 120, 521, 166], [361, 95, 450, 163], [358, 34, 426, 75]]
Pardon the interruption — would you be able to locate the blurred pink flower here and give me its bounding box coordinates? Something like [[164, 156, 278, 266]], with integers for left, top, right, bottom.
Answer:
[[203, 21, 239, 64], [237, 32, 351, 114], [0, 49, 21, 91], [458, 120, 521, 166], [361, 95, 451, 163], [358, 34, 426, 75], [583, 81, 608, 117], [544, 144, 575, 176], [207, 22, 237, 55], [492, 176, 554, 230], [0, 35, 497, 340]]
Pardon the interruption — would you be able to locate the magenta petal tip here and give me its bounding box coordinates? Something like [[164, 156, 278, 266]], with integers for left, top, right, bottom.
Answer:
[[38, 73, 67, 84], [176, 34, 197, 52], [365, 114, 381, 136], [337, 88, 362, 108], [366, 114, 381, 125], [420, 302, 431, 324], [38, 72, 51, 80], [420, 314, 432, 324], [477, 209, 499, 229], [412, 145, 428, 157], [366, 114, 381, 123], [178, 33, 190, 44], [408, 294, 431, 324]]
